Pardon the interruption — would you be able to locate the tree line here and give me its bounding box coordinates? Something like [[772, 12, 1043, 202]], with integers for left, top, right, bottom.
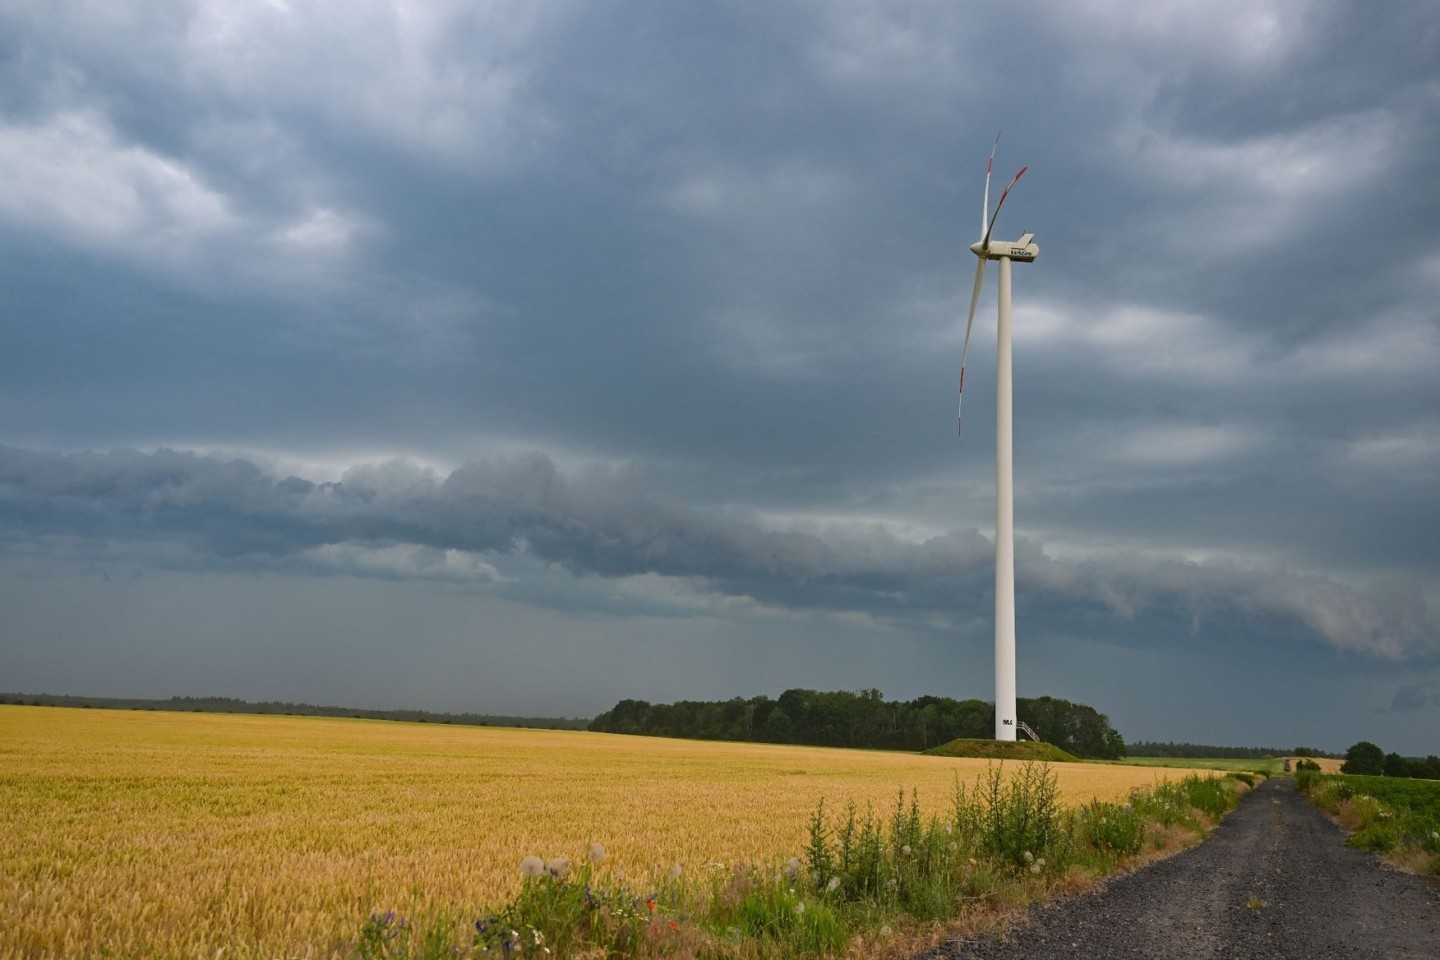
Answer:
[[1127, 741, 1340, 760], [588, 689, 1127, 759], [1341, 741, 1440, 779], [0, 692, 588, 730]]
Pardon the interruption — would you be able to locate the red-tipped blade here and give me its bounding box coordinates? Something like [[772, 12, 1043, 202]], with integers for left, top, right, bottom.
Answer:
[[982, 166, 1027, 249], [982, 132, 1000, 242], [958, 256, 988, 438]]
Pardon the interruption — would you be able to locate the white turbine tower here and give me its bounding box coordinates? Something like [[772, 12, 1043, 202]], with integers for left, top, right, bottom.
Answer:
[[957, 134, 1037, 742]]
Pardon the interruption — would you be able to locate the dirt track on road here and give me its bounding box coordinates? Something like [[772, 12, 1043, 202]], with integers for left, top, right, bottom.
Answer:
[[923, 777, 1440, 960]]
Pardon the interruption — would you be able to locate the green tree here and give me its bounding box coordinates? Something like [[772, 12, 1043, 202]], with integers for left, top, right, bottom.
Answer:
[[1341, 740, 1386, 775], [1382, 753, 1411, 778]]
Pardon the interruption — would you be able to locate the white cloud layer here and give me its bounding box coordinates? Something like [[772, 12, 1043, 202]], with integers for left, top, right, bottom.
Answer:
[[1, 445, 1433, 662], [0, 110, 233, 253]]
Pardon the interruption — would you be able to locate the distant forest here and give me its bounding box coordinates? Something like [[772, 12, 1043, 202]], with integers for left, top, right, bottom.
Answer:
[[589, 689, 1127, 759], [0, 692, 588, 730], [1127, 741, 1342, 760]]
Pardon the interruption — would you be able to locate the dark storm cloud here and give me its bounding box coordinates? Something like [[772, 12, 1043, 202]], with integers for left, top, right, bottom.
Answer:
[[3, 2, 1434, 504], [2, 2, 1439, 749], [2, 444, 1433, 661]]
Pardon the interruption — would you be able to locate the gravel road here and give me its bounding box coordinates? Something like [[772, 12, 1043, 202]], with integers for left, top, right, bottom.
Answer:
[[923, 777, 1440, 960]]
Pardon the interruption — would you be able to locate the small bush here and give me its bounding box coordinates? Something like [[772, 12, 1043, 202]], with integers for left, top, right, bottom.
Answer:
[[1070, 799, 1144, 867], [964, 762, 1067, 868], [1350, 821, 1401, 853], [710, 876, 846, 954]]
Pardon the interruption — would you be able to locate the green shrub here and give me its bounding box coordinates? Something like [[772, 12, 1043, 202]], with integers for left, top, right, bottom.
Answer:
[[711, 878, 846, 954], [1350, 821, 1401, 853], [1070, 799, 1143, 866], [964, 761, 1067, 868]]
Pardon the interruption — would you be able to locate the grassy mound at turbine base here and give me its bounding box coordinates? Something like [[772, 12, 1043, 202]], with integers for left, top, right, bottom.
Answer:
[[925, 738, 1079, 763]]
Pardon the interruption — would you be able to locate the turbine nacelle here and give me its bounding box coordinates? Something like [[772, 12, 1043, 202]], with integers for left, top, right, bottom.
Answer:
[[969, 236, 1038, 262]]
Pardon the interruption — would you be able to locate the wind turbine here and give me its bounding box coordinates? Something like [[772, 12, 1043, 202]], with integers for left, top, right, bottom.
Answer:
[[957, 134, 1038, 742]]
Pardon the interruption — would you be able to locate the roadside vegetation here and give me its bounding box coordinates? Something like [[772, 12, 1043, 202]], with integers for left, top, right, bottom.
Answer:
[[1296, 769, 1440, 876], [354, 765, 1251, 960]]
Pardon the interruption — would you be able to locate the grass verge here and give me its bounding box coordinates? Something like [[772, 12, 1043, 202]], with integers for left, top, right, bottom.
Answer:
[[351, 764, 1250, 959], [1296, 769, 1440, 876]]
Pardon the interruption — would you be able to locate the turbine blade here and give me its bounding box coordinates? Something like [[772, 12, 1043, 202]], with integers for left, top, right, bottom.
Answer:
[[958, 256, 988, 437], [982, 165, 1028, 249], [982, 132, 1000, 242]]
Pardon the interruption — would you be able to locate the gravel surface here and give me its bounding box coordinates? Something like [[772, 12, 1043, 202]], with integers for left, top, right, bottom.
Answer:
[[922, 777, 1440, 960]]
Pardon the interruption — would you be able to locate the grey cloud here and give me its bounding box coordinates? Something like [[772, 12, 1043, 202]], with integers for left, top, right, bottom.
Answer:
[[2, 444, 1433, 661], [1390, 684, 1431, 713], [1025, 551, 1438, 662]]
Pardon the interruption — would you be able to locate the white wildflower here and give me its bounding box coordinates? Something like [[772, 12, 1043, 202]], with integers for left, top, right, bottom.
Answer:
[[1022, 851, 1034, 864], [1029, 863, 1041, 875], [795, 901, 806, 915], [900, 844, 911, 856], [668, 863, 683, 879], [588, 842, 606, 863], [885, 877, 898, 891], [520, 856, 544, 879], [826, 876, 841, 893], [785, 857, 801, 879], [545, 857, 571, 880]]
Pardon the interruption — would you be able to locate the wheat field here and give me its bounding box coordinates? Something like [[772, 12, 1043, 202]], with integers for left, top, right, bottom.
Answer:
[[3, 705, 1186, 959]]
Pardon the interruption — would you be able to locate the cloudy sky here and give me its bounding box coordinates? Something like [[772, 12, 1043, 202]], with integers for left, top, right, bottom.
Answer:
[[2, 1, 1437, 755]]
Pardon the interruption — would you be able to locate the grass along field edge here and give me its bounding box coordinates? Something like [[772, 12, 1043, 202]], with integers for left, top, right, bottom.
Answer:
[[358, 766, 1256, 959], [1295, 769, 1440, 877]]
